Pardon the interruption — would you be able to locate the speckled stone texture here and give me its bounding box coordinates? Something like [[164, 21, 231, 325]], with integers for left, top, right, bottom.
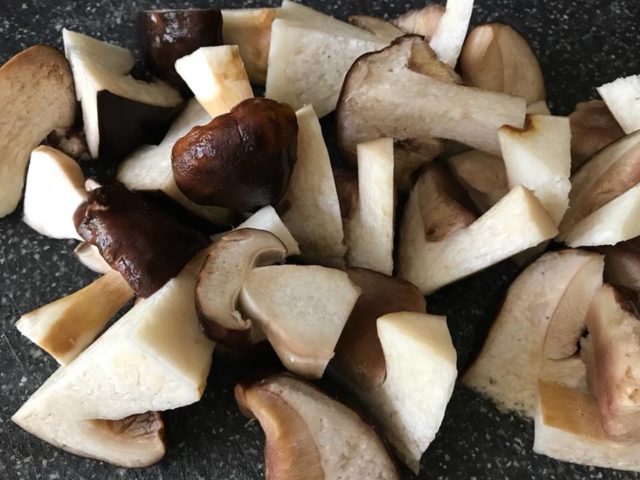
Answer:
[[0, 1, 639, 479]]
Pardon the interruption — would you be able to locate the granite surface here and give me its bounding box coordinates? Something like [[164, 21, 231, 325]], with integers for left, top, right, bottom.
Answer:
[[1, 0, 639, 479]]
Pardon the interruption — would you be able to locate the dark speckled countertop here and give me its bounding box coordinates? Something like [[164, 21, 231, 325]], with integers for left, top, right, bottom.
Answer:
[[1, 1, 639, 479]]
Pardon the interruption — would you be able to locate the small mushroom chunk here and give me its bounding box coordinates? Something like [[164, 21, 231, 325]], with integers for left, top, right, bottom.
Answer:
[[172, 98, 298, 211], [139, 9, 223, 94], [0, 45, 75, 218], [73, 242, 112, 274], [598, 74, 640, 135], [236, 206, 300, 256], [196, 229, 288, 347], [428, 0, 474, 67], [74, 183, 209, 297], [460, 23, 546, 105], [239, 265, 361, 378], [235, 374, 399, 480], [348, 15, 404, 41], [392, 4, 444, 39]]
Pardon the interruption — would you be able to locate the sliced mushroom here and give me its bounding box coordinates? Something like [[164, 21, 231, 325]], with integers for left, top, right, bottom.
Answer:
[[348, 15, 404, 41], [196, 228, 288, 347], [280, 105, 346, 267], [598, 74, 640, 135], [499, 115, 572, 225], [235, 374, 399, 480], [63, 30, 183, 162], [428, 0, 474, 67], [392, 4, 444, 39], [0, 45, 75, 218], [345, 138, 395, 275], [333, 167, 359, 220], [16, 270, 134, 365], [73, 242, 112, 274], [460, 23, 546, 105], [22, 146, 87, 239], [598, 237, 640, 291], [463, 250, 603, 417], [239, 265, 361, 378], [236, 206, 300, 256], [175, 46, 253, 118]]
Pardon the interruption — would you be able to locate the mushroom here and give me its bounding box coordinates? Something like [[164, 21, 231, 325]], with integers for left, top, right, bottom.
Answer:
[[138, 9, 223, 94], [235, 374, 399, 480], [74, 183, 209, 297], [463, 250, 604, 417], [62, 29, 183, 162], [460, 23, 546, 105], [336, 35, 526, 180], [499, 114, 572, 225], [222, 8, 276, 85], [16, 270, 134, 365], [279, 105, 346, 267], [333, 167, 359, 220], [239, 265, 361, 378], [195, 228, 288, 347], [236, 206, 300, 256], [597, 74, 640, 135], [22, 146, 87, 239], [598, 237, 640, 291], [172, 98, 298, 211], [348, 15, 404, 41], [392, 4, 444, 39], [397, 164, 557, 294], [0, 45, 75, 218], [73, 242, 113, 274], [174, 46, 253, 118], [266, 1, 387, 117], [428, 0, 474, 67], [344, 138, 395, 275]]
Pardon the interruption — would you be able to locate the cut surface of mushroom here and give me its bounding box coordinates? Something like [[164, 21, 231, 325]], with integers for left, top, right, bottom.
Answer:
[[236, 206, 300, 256], [598, 74, 640, 135], [428, 0, 474, 67], [392, 4, 444, 39], [0, 45, 75, 218], [348, 15, 404, 41], [239, 264, 361, 378]]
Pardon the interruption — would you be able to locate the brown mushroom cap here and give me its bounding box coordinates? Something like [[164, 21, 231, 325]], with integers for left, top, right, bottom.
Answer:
[[172, 97, 298, 211]]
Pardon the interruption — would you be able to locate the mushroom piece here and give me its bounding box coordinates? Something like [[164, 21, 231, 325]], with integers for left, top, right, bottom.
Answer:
[[239, 265, 361, 378], [598, 237, 640, 291], [499, 115, 572, 225], [62, 30, 183, 162], [598, 74, 640, 135], [74, 183, 210, 297], [428, 0, 474, 67], [333, 167, 359, 220], [336, 35, 526, 176], [175, 46, 253, 118], [569, 100, 624, 170], [265, 1, 387, 117], [138, 9, 223, 94], [348, 15, 404, 41], [392, 4, 444, 39], [22, 146, 87, 240], [221, 8, 276, 85], [16, 270, 134, 365], [463, 250, 604, 417], [344, 138, 395, 275], [236, 206, 300, 256], [397, 164, 557, 294], [0, 45, 75, 218], [460, 23, 546, 105], [73, 242, 112, 274], [235, 374, 399, 480], [558, 131, 640, 247], [195, 228, 288, 347], [279, 105, 346, 267]]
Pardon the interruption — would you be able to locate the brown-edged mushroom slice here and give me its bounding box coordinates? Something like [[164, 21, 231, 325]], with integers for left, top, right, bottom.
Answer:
[[598, 74, 640, 135], [16, 270, 133, 365], [460, 23, 546, 105], [22, 146, 87, 239], [239, 265, 361, 378], [62, 30, 183, 162], [392, 4, 444, 39], [463, 250, 603, 417], [235, 374, 399, 480], [0, 45, 75, 218], [73, 242, 113, 274], [348, 15, 404, 41], [237, 206, 300, 256], [428, 0, 474, 67], [196, 228, 288, 347]]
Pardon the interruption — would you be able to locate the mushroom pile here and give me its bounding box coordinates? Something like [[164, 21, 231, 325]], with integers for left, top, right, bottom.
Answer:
[[2, 0, 640, 477]]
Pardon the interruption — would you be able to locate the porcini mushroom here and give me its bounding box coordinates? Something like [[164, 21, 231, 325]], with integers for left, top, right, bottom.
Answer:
[[236, 206, 300, 256], [598, 74, 640, 135]]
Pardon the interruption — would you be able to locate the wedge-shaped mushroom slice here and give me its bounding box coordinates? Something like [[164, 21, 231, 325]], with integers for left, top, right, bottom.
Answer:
[[236, 374, 399, 480], [428, 0, 474, 67], [463, 250, 603, 416], [460, 23, 546, 104], [23, 146, 87, 239], [348, 15, 404, 41], [499, 115, 571, 225], [344, 138, 394, 275], [63, 30, 183, 162], [534, 380, 640, 473], [0, 45, 75, 218], [16, 270, 133, 365], [175, 46, 253, 118], [240, 265, 361, 378], [196, 229, 288, 348], [599, 237, 640, 291], [265, 1, 387, 118], [237, 206, 300, 256], [598, 75, 640, 135], [74, 242, 112, 273], [392, 4, 444, 39], [397, 164, 557, 294], [280, 105, 345, 267], [558, 131, 640, 246], [336, 36, 526, 174], [584, 285, 640, 441], [117, 100, 233, 225]]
